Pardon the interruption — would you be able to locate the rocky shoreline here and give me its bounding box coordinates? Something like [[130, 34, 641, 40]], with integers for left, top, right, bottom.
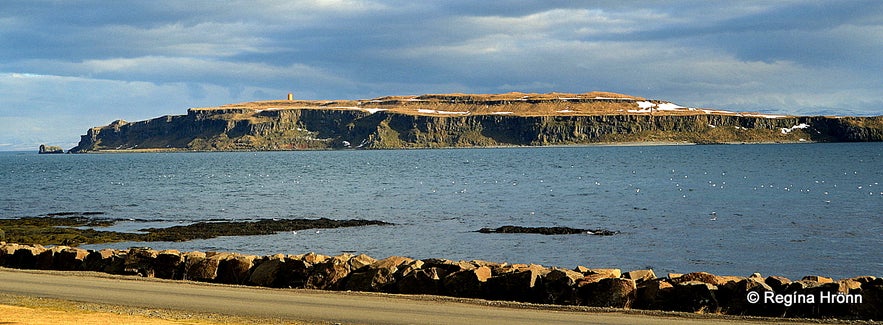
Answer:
[[0, 242, 878, 320]]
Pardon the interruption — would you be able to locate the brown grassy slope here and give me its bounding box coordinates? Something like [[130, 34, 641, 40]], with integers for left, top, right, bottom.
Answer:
[[191, 91, 751, 118]]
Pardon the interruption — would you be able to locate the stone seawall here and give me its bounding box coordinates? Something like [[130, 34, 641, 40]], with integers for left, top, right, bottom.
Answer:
[[1, 242, 879, 320]]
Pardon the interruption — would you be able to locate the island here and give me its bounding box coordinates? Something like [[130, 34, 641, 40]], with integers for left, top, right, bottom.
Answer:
[[38, 144, 65, 154], [68, 91, 883, 152]]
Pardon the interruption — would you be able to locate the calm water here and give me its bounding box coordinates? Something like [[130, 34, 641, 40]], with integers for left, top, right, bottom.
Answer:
[[2, 143, 881, 279]]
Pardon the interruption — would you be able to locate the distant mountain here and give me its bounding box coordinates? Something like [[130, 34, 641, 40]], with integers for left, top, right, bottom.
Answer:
[[69, 92, 883, 152]]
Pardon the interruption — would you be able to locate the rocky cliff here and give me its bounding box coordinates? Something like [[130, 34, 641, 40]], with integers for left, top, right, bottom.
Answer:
[[69, 92, 883, 152]]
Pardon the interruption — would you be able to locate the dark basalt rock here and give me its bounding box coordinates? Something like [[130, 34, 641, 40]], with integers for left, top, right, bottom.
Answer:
[[0, 216, 394, 246], [477, 225, 618, 236]]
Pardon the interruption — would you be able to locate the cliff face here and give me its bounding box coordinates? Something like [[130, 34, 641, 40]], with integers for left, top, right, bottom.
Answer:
[[69, 93, 883, 152]]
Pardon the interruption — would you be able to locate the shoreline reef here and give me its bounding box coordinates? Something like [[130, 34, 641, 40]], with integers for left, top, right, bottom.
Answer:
[[0, 242, 879, 320]]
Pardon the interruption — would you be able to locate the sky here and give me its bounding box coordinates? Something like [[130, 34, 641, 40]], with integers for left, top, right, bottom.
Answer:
[[1, 1, 882, 150]]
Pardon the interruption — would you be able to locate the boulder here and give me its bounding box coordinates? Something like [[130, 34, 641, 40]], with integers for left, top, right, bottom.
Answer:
[[586, 268, 621, 278], [299, 252, 329, 265], [349, 254, 377, 270], [764, 275, 791, 292], [150, 250, 183, 279], [182, 251, 212, 281], [634, 278, 674, 310], [442, 266, 492, 298], [662, 281, 720, 313], [216, 254, 257, 285], [248, 254, 287, 287], [782, 281, 848, 318], [278, 257, 312, 288], [623, 269, 656, 283], [346, 256, 413, 292], [54, 247, 89, 270], [36, 246, 68, 270], [0, 243, 21, 266], [486, 265, 549, 303], [124, 247, 158, 277], [422, 258, 475, 273], [542, 268, 583, 305], [306, 254, 357, 290], [398, 267, 444, 295], [83, 249, 126, 274], [577, 272, 617, 285], [718, 277, 777, 316], [850, 278, 882, 320], [579, 278, 637, 308], [10, 245, 47, 269], [801, 275, 834, 284], [675, 272, 729, 286]]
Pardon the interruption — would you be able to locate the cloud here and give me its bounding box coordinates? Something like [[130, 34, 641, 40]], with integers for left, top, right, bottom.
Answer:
[[1, 1, 882, 150]]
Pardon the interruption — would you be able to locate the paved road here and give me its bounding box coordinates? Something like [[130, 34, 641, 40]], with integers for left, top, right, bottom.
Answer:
[[0, 268, 808, 325]]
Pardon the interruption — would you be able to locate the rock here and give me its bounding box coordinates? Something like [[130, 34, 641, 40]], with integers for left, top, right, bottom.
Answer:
[[850, 278, 883, 320], [764, 275, 792, 292], [623, 269, 657, 283], [585, 268, 621, 278], [300, 252, 329, 265], [54, 247, 89, 270], [278, 257, 313, 288], [36, 246, 67, 270], [248, 255, 287, 287], [0, 243, 19, 266], [306, 254, 357, 290], [477, 225, 618, 236], [718, 277, 777, 316], [154, 250, 185, 280], [675, 272, 732, 286], [577, 272, 617, 285], [662, 281, 720, 313], [579, 278, 637, 308], [38, 144, 64, 154], [486, 266, 550, 303], [345, 256, 413, 292], [442, 266, 492, 298], [634, 278, 674, 310], [83, 249, 126, 274], [422, 258, 476, 273], [349, 254, 377, 270], [542, 268, 583, 305], [801, 275, 833, 284], [216, 253, 257, 285], [9, 245, 46, 269], [182, 251, 213, 281], [125, 247, 158, 277], [398, 267, 444, 295], [782, 281, 848, 318]]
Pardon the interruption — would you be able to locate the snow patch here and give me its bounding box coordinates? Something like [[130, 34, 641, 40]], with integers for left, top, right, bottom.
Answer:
[[362, 108, 388, 114], [491, 111, 514, 115], [418, 109, 470, 115], [781, 123, 810, 134], [657, 103, 685, 111]]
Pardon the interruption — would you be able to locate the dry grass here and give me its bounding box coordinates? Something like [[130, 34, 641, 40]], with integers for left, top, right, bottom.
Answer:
[[190, 91, 754, 119]]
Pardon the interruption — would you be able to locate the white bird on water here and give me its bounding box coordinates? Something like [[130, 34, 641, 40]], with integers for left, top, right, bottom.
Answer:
[[710, 212, 717, 221]]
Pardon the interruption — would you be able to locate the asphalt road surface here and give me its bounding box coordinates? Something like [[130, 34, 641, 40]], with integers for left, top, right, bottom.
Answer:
[[0, 268, 820, 324]]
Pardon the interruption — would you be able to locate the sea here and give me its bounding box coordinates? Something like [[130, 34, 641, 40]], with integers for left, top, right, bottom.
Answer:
[[1, 143, 881, 279]]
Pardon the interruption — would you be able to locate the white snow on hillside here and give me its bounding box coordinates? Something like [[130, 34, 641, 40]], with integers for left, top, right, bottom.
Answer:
[[781, 123, 810, 134]]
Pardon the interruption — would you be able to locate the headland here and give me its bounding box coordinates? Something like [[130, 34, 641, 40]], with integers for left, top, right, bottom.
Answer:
[[65, 91, 883, 153]]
